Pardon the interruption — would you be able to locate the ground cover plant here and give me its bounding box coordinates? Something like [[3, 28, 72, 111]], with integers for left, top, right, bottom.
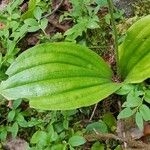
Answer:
[[0, 0, 150, 149]]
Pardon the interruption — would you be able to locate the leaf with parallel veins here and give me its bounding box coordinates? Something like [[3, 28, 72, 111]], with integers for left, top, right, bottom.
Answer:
[[119, 15, 150, 83], [0, 42, 121, 110]]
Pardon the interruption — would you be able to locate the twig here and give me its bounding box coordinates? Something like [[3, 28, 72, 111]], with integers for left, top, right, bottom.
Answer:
[[0, 118, 7, 125], [44, 0, 67, 32], [89, 103, 98, 121], [85, 133, 150, 149], [89, 46, 109, 49], [107, 0, 119, 75], [43, 0, 65, 18], [48, 19, 67, 32]]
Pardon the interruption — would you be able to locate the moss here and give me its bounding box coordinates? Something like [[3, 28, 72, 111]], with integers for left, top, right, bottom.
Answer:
[[134, 0, 150, 16], [86, 28, 108, 55]]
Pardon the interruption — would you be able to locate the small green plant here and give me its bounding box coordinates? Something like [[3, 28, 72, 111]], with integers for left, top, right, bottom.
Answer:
[[117, 84, 150, 130], [0, 0, 49, 70], [61, 0, 101, 41], [61, 0, 124, 42], [21, 0, 52, 20], [0, 99, 23, 141], [27, 110, 86, 149], [0, 0, 28, 67], [24, 7, 48, 34]]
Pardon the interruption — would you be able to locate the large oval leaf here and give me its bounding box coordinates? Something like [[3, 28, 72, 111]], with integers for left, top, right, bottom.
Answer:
[[119, 15, 150, 83], [0, 42, 121, 110]]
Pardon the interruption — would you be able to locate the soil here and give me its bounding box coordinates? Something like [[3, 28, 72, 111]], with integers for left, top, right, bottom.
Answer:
[[113, 0, 137, 17]]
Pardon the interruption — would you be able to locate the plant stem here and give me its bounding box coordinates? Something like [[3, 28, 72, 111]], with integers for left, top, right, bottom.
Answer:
[[107, 0, 119, 75]]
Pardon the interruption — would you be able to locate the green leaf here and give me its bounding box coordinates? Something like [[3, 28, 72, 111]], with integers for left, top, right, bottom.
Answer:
[[7, 40, 16, 55], [116, 84, 134, 95], [119, 15, 150, 83], [69, 145, 75, 150], [28, 26, 40, 32], [11, 13, 20, 19], [139, 104, 150, 121], [9, 21, 20, 32], [102, 113, 116, 129], [12, 99, 22, 109], [0, 42, 121, 110], [144, 90, 150, 103], [122, 91, 141, 107], [2, 29, 9, 38], [86, 121, 108, 133], [69, 0, 87, 18], [31, 131, 48, 146], [40, 18, 48, 30], [68, 135, 86, 147], [118, 108, 133, 119], [27, 118, 42, 127], [91, 142, 105, 150], [21, 0, 37, 20], [0, 129, 7, 141], [50, 144, 67, 150], [16, 113, 28, 127], [135, 112, 143, 130], [7, 110, 16, 122], [11, 122, 19, 138], [28, 0, 37, 10], [95, 0, 108, 7], [0, 53, 2, 64], [34, 7, 42, 20], [63, 119, 69, 130], [104, 14, 111, 25], [114, 145, 122, 150], [24, 18, 39, 26], [13, 24, 28, 41], [0, 71, 8, 82], [10, 0, 23, 12], [87, 16, 100, 29], [64, 18, 88, 41]]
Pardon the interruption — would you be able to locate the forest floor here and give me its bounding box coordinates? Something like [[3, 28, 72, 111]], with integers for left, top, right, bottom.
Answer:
[[0, 0, 150, 150]]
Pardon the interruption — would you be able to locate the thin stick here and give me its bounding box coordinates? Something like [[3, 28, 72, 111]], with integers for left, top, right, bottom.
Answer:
[[43, 0, 65, 18], [85, 133, 150, 149], [48, 19, 67, 32], [89, 103, 98, 121], [107, 0, 119, 75]]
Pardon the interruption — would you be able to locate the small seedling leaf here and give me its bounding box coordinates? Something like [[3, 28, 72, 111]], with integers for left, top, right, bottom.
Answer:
[[135, 112, 143, 130], [118, 107, 133, 119], [139, 104, 150, 121], [68, 135, 86, 147]]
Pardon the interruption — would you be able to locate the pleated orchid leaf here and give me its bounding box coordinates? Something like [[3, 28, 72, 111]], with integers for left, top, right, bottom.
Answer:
[[119, 15, 150, 83], [0, 42, 121, 110]]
